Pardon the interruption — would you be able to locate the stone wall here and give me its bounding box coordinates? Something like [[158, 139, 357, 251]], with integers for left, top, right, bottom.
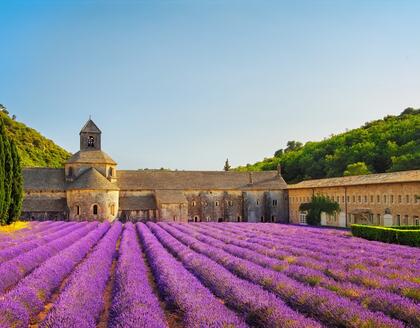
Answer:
[[66, 189, 119, 222]]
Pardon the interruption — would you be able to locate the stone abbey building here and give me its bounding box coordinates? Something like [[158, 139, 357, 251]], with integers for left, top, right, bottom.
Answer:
[[21, 119, 419, 226], [22, 119, 289, 223]]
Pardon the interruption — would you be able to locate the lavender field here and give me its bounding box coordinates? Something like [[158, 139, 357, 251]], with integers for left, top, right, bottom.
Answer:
[[0, 221, 419, 328]]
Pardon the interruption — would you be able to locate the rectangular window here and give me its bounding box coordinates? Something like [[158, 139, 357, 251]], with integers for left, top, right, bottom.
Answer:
[[215, 201, 219, 206], [358, 195, 361, 203], [364, 195, 367, 203], [404, 215, 409, 225], [299, 212, 307, 225], [390, 195, 394, 203], [415, 216, 419, 226], [342, 196, 345, 203], [406, 195, 410, 203], [377, 195, 380, 203], [376, 214, 380, 225], [397, 214, 401, 226], [398, 195, 402, 203], [272, 199, 278, 206], [370, 195, 374, 203], [228, 200, 233, 206], [383, 195, 387, 204], [352, 195, 356, 203]]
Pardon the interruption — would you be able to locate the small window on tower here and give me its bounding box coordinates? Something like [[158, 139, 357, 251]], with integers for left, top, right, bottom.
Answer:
[[109, 167, 113, 177], [88, 136, 95, 147], [93, 204, 98, 215]]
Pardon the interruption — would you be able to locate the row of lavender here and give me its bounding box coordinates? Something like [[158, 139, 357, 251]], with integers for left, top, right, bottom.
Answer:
[[0, 221, 418, 327]]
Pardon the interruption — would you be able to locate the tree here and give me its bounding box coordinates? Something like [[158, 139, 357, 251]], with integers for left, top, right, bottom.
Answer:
[[274, 149, 283, 157], [0, 117, 23, 225], [0, 130, 5, 224], [223, 158, 231, 171], [400, 107, 420, 116], [2, 137, 13, 223], [285, 141, 303, 153], [343, 162, 371, 176], [7, 142, 23, 224], [300, 195, 340, 226]]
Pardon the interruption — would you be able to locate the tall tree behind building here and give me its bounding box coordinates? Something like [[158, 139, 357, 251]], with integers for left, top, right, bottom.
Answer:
[[224, 158, 231, 171]]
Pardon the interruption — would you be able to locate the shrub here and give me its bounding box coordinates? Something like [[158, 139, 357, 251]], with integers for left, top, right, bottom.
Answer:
[[391, 225, 420, 230], [351, 224, 420, 247]]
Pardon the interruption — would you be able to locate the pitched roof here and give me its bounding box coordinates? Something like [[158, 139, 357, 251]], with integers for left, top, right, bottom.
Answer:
[[155, 190, 187, 204], [66, 150, 116, 165], [117, 170, 286, 190], [22, 198, 67, 212], [287, 170, 420, 189], [22, 169, 287, 192], [67, 168, 119, 191], [23, 168, 66, 191], [119, 195, 157, 210], [80, 119, 101, 134]]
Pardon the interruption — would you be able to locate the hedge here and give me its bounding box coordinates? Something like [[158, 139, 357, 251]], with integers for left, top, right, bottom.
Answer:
[[391, 225, 420, 230], [351, 224, 420, 247]]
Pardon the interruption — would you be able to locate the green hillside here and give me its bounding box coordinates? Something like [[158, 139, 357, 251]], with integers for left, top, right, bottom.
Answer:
[[0, 109, 71, 168], [236, 108, 420, 183]]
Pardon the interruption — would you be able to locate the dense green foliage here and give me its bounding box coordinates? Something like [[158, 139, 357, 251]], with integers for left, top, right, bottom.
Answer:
[[0, 118, 23, 225], [343, 162, 371, 176], [0, 110, 70, 168], [236, 109, 420, 183], [351, 224, 420, 247], [390, 225, 420, 230], [299, 195, 340, 226]]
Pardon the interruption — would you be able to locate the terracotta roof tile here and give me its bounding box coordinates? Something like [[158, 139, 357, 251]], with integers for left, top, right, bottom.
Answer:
[[117, 170, 286, 190], [119, 195, 157, 210], [66, 150, 116, 165], [23, 168, 66, 191], [67, 168, 119, 190], [22, 198, 67, 212], [287, 170, 420, 189], [155, 190, 187, 204]]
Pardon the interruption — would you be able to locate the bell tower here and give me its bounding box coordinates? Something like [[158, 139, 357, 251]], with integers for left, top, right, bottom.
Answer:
[[80, 118, 101, 151]]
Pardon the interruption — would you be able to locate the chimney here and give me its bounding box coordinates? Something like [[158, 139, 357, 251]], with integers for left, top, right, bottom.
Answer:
[[248, 172, 253, 184], [277, 163, 282, 176]]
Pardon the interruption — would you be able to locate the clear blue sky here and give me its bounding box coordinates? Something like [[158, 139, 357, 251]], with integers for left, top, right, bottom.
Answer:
[[1, 0, 419, 170]]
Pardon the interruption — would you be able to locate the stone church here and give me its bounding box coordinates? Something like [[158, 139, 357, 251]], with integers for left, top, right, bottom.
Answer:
[[22, 119, 289, 223]]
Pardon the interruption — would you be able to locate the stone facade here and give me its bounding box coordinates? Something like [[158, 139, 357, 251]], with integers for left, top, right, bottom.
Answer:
[[22, 119, 289, 223], [288, 172, 420, 227]]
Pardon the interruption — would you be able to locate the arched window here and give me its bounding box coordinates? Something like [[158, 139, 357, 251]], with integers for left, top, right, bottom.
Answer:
[[88, 136, 95, 147], [93, 204, 98, 215], [194, 216, 199, 222], [109, 167, 113, 177]]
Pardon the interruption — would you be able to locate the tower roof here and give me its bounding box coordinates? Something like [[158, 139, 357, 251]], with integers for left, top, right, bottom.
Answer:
[[67, 168, 119, 191], [80, 119, 101, 134], [66, 150, 116, 165]]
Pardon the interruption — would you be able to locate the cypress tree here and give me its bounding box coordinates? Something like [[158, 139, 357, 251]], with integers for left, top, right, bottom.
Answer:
[[8, 142, 23, 224], [0, 122, 5, 225], [2, 137, 13, 224]]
